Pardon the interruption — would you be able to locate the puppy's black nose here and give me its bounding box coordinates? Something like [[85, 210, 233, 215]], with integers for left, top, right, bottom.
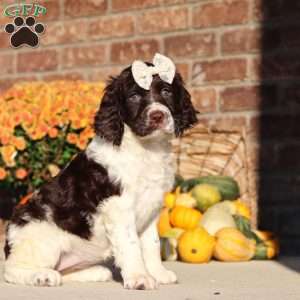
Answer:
[[149, 110, 165, 124]]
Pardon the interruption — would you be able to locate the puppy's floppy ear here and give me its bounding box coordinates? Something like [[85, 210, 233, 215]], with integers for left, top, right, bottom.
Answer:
[[94, 77, 124, 146], [173, 74, 198, 137]]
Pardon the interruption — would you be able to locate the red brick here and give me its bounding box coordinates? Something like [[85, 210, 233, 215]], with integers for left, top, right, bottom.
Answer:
[[176, 63, 189, 83], [191, 88, 217, 113], [205, 116, 247, 132], [137, 7, 188, 34], [89, 66, 124, 81], [64, 0, 107, 17], [193, 0, 249, 28], [38, 0, 61, 21], [0, 54, 14, 75], [165, 33, 216, 58], [249, 115, 259, 135], [248, 57, 261, 80], [221, 28, 261, 54], [163, 0, 187, 4], [220, 85, 278, 112], [0, 31, 10, 49], [192, 58, 247, 84], [17, 50, 58, 73], [0, 13, 9, 26], [222, 86, 255, 112], [42, 72, 85, 81], [42, 20, 87, 46], [62, 45, 107, 68], [88, 16, 134, 40], [221, 86, 260, 112], [111, 0, 160, 11], [214, 116, 247, 131], [111, 39, 159, 64], [252, 0, 264, 21]]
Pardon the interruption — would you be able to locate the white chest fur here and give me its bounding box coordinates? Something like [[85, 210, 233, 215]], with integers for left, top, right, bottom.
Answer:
[[86, 127, 175, 233]]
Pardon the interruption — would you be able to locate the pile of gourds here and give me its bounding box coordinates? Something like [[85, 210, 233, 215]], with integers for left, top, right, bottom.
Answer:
[[158, 175, 279, 263]]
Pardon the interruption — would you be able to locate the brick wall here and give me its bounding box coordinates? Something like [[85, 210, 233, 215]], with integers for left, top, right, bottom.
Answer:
[[0, 0, 299, 254]]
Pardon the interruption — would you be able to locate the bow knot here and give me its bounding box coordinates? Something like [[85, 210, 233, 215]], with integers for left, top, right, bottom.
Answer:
[[132, 53, 176, 90]]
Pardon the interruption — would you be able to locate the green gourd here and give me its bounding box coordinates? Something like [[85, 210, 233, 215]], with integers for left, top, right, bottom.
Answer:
[[180, 175, 240, 200]]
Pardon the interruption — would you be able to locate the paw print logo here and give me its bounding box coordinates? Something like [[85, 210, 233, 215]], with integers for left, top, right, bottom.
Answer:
[[4, 16, 45, 48]]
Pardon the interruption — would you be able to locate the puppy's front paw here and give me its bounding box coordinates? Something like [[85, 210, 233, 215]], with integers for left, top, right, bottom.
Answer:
[[31, 269, 61, 287], [150, 268, 177, 284], [124, 274, 158, 290]]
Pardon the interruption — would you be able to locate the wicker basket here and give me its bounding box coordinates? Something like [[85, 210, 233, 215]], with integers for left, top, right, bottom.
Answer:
[[172, 123, 257, 228]]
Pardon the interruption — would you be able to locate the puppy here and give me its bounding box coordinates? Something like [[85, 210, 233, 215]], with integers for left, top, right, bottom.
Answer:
[[3, 58, 197, 289]]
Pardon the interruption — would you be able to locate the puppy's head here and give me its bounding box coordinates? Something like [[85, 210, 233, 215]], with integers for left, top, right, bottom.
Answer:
[[94, 63, 198, 146]]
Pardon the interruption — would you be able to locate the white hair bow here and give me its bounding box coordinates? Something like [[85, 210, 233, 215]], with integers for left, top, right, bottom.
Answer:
[[131, 53, 176, 90]]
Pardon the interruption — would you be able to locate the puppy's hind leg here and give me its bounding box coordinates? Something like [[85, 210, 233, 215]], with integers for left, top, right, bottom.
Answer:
[[63, 265, 112, 283], [4, 222, 65, 287]]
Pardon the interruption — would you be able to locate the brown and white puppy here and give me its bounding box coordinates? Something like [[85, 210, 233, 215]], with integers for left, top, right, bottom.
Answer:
[[4, 62, 197, 289]]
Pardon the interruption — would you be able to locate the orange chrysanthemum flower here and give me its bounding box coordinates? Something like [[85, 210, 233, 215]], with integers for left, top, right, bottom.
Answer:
[[0, 134, 11, 145], [66, 133, 78, 144], [76, 136, 88, 150], [13, 114, 22, 126], [15, 168, 28, 180], [81, 127, 94, 139], [0, 145, 16, 167], [0, 167, 7, 180], [12, 136, 26, 151], [48, 127, 58, 138]]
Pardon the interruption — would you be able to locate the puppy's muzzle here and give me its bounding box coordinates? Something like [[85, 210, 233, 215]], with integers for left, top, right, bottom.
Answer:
[[149, 110, 166, 128], [146, 103, 174, 133]]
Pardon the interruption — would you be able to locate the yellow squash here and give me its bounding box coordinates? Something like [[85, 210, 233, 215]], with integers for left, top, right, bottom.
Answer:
[[253, 230, 279, 259], [234, 199, 251, 219], [253, 230, 276, 242], [214, 227, 256, 262], [164, 192, 176, 209], [176, 193, 197, 208], [178, 227, 215, 263], [265, 239, 280, 259], [157, 208, 172, 237], [192, 184, 222, 212], [170, 206, 202, 230]]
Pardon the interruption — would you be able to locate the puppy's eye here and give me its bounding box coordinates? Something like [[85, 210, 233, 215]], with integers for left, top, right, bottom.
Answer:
[[161, 88, 172, 98], [128, 93, 141, 102]]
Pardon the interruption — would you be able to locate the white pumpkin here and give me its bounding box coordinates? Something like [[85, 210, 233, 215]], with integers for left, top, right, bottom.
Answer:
[[200, 202, 236, 236]]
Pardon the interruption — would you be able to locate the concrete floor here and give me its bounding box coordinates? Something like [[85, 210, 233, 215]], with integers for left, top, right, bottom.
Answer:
[[0, 258, 299, 300]]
